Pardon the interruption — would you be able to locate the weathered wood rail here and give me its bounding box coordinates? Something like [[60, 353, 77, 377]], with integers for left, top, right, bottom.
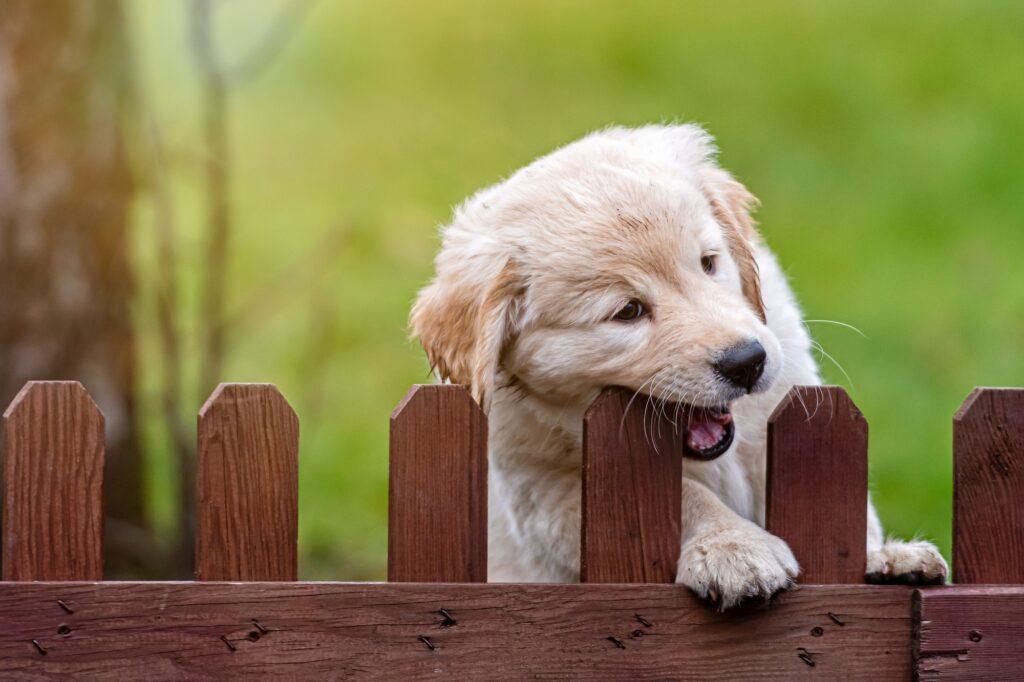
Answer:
[[0, 380, 1021, 679]]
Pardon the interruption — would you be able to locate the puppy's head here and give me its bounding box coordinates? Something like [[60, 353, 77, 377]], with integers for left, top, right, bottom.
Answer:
[[411, 125, 782, 457]]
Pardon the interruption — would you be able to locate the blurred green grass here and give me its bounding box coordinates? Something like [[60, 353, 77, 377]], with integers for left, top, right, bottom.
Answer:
[[130, 1, 1024, 578]]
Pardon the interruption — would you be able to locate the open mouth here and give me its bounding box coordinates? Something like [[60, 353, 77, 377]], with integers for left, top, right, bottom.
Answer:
[[681, 404, 735, 461]]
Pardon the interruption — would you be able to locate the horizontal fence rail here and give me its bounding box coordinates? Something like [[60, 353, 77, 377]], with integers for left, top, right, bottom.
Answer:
[[0, 582, 913, 679], [0, 380, 1021, 679]]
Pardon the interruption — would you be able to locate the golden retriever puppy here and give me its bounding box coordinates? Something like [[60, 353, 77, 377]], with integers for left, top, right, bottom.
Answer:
[[411, 124, 947, 606]]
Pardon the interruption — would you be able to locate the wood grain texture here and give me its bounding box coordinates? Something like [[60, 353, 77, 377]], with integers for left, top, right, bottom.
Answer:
[[196, 383, 298, 581], [0, 582, 912, 679], [953, 388, 1024, 584], [767, 386, 867, 584], [2, 381, 104, 581], [388, 385, 487, 582], [582, 387, 682, 583], [915, 586, 1024, 681]]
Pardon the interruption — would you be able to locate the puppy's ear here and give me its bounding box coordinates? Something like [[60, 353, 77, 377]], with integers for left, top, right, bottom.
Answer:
[[410, 259, 521, 409], [700, 165, 767, 323]]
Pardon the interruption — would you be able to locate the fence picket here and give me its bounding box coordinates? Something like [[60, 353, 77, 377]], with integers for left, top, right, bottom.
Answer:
[[953, 388, 1024, 583], [388, 384, 487, 582], [2, 381, 104, 581], [196, 383, 299, 581], [766, 385, 867, 584], [581, 387, 682, 583]]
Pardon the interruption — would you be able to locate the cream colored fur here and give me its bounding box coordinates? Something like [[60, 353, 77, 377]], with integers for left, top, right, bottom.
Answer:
[[411, 124, 947, 607]]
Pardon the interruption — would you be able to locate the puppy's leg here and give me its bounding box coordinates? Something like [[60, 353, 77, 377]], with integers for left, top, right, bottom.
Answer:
[[676, 477, 799, 609], [865, 495, 948, 585]]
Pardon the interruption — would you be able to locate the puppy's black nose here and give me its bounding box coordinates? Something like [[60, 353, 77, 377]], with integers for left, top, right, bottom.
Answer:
[[714, 340, 767, 392]]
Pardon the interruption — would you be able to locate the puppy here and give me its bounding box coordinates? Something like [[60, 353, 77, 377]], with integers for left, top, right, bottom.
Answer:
[[411, 124, 947, 606]]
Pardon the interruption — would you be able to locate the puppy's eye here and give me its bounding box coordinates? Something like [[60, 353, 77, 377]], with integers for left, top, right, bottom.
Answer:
[[701, 254, 717, 275], [613, 299, 647, 321]]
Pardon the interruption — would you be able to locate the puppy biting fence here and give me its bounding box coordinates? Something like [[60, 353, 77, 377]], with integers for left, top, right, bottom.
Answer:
[[0, 380, 1021, 679]]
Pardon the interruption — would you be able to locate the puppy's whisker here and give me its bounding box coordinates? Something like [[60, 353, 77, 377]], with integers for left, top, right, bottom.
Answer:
[[643, 368, 667, 448], [804, 319, 867, 338], [622, 372, 660, 442], [794, 384, 813, 422], [662, 376, 701, 437], [669, 381, 691, 436], [650, 370, 673, 442], [661, 374, 696, 431], [811, 340, 856, 391], [640, 376, 655, 450], [656, 369, 684, 448]]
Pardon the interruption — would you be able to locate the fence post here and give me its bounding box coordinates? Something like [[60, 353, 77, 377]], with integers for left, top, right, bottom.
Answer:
[[766, 385, 867, 584], [953, 388, 1024, 583], [388, 384, 487, 582], [581, 387, 682, 583], [196, 383, 299, 581], [2, 381, 105, 581]]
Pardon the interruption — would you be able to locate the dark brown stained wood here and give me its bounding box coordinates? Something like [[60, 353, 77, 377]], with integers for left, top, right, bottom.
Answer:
[[767, 386, 868, 584], [1, 381, 104, 581], [388, 385, 487, 582], [915, 586, 1024, 680], [196, 383, 298, 581], [582, 387, 683, 583], [0, 582, 912, 679], [953, 388, 1024, 584]]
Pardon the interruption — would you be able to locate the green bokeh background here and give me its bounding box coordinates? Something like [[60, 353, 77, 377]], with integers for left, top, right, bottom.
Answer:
[[131, 1, 1024, 578]]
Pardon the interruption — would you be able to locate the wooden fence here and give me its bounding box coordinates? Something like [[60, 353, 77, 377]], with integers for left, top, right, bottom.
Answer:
[[0, 380, 1021, 679]]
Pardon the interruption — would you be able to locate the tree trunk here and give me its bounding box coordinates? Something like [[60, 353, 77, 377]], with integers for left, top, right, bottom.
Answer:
[[0, 0, 148, 576]]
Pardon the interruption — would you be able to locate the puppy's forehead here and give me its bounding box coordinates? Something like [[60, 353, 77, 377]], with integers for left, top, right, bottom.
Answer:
[[506, 151, 718, 277]]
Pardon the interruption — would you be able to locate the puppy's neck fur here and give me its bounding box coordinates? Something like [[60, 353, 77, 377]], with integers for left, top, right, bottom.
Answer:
[[489, 373, 590, 468]]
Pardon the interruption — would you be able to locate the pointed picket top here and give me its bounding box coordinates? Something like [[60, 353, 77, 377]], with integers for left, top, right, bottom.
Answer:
[[953, 387, 1024, 583], [2, 381, 105, 580], [389, 384, 487, 582], [390, 382, 485, 422], [196, 383, 299, 581], [768, 383, 867, 428], [767, 385, 867, 584]]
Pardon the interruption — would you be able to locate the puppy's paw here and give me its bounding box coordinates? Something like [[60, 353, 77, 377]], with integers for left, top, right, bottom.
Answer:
[[866, 539, 948, 585], [676, 524, 799, 609]]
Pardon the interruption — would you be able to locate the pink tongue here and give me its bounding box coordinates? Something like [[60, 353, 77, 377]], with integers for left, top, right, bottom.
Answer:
[[687, 416, 725, 451]]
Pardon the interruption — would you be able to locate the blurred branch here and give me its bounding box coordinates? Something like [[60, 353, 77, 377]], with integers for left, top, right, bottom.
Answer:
[[147, 118, 195, 578], [223, 0, 313, 86], [191, 0, 312, 396], [123, 4, 194, 578], [300, 286, 340, 419], [0, 0, 148, 576], [224, 224, 351, 336], [192, 0, 230, 396], [191, 0, 312, 87]]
